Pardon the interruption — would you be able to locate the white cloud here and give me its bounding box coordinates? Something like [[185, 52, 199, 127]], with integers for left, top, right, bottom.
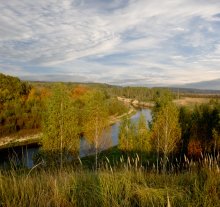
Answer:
[[0, 0, 220, 85]]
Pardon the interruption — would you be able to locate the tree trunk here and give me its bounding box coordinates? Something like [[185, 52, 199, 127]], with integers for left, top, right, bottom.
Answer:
[[163, 108, 168, 173], [214, 140, 216, 159], [163, 153, 167, 173], [95, 142, 98, 171], [157, 132, 159, 174], [60, 101, 63, 169], [95, 116, 98, 171]]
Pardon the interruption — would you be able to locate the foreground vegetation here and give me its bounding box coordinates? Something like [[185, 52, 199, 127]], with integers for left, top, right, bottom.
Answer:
[[0, 163, 220, 207]]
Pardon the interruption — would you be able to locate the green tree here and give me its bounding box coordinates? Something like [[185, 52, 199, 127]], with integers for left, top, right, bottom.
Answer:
[[118, 116, 136, 152], [42, 84, 79, 168], [151, 102, 181, 172], [136, 113, 151, 153], [83, 90, 110, 170], [152, 89, 173, 118]]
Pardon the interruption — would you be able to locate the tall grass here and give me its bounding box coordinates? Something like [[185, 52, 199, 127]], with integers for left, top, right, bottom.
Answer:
[[0, 163, 220, 207], [1, 149, 220, 206]]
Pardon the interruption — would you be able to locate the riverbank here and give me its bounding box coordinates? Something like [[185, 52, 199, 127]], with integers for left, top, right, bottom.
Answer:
[[0, 106, 136, 150], [117, 97, 155, 108], [0, 133, 42, 150], [117, 96, 214, 108], [109, 106, 136, 125]]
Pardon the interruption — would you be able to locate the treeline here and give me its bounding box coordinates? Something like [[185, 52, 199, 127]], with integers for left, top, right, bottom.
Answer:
[[107, 86, 176, 102], [179, 103, 220, 158], [0, 73, 128, 138], [107, 86, 220, 101], [117, 94, 220, 171], [170, 87, 220, 96]]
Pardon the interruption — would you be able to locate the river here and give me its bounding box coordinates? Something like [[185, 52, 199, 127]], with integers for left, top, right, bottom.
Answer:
[[0, 108, 152, 168]]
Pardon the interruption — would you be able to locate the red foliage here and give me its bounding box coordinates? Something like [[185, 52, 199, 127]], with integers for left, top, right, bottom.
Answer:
[[71, 85, 89, 98], [187, 139, 202, 159]]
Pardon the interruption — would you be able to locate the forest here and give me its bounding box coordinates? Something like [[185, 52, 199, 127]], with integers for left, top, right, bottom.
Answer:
[[0, 73, 220, 206], [0, 73, 128, 137]]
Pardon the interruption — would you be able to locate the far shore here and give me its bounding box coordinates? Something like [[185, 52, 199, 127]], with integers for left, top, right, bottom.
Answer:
[[0, 106, 136, 150], [117, 96, 155, 108]]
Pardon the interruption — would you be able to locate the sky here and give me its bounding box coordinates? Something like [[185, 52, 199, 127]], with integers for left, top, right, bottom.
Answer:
[[0, 0, 220, 86]]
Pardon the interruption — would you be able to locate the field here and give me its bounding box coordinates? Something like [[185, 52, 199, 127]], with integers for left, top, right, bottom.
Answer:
[[173, 97, 211, 106]]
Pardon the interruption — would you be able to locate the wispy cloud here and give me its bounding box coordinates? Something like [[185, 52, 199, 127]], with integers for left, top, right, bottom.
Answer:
[[0, 0, 220, 85]]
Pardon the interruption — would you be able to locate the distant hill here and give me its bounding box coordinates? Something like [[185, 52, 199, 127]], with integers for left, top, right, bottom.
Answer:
[[179, 79, 220, 90], [168, 87, 220, 95], [19, 74, 220, 91]]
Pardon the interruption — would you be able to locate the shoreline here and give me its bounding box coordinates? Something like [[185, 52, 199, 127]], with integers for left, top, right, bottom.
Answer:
[[0, 133, 42, 150], [109, 106, 136, 125], [117, 96, 155, 108], [0, 106, 136, 150]]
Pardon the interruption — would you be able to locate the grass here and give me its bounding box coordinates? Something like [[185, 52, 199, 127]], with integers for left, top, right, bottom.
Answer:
[[0, 152, 220, 207], [0, 167, 220, 207], [81, 146, 157, 171]]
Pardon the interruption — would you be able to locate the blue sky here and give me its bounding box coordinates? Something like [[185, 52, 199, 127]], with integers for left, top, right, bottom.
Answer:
[[0, 0, 220, 86]]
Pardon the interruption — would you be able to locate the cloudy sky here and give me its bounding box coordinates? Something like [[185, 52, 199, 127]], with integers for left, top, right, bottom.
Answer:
[[0, 0, 220, 86]]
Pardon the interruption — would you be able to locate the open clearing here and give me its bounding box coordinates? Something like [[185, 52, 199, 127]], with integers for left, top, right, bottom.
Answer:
[[174, 97, 211, 106]]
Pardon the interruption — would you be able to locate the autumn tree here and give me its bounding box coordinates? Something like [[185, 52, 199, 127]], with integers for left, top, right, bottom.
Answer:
[[118, 116, 136, 152], [135, 113, 151, 153], [0, 73, 30, 103], [0, 73, 43, 136], [83, 90, 110, 170], [152, 89, 173, 119], [187, 139, 202, 159], [151, 102, 181, 172], [71, 85, 89, 99], [119, 113, 150, 157], [42, 84, 79, 168], [186, 104, 220, 153]]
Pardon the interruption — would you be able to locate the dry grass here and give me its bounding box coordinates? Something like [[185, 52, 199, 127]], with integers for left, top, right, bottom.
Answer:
[[173, 97, 210, 106], [0, 157, 220, 207]]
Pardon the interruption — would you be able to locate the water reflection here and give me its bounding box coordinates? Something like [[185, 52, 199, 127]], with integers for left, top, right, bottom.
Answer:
[[0, 144, 39, 169], [79, 108, 152, 156]]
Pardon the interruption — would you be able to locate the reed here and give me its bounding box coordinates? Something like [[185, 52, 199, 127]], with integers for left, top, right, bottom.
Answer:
[[0, 158, 220, 207]]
